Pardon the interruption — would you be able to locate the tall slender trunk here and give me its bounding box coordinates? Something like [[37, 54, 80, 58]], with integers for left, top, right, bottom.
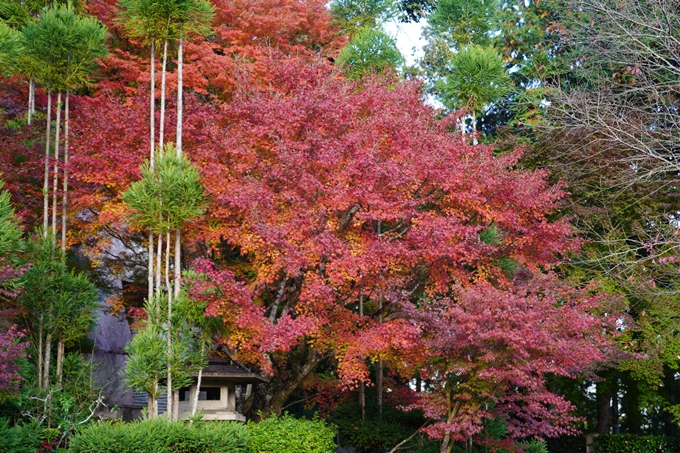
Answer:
[[61, 91, 69, 252], [148, 42, 156, 305], [43, 90, 52, 236], [174, 230, 181, 297], [43, 332, 52, 390], [191, 344, 205, 417], [150, 42, 156, 167], [359, 293, 365, 421], [37, 318, 44, 389], [56, 340, 64, 387], [148, 232, 155, 304], [377, 297, 383, 419], [471, 111, 478, 145], [176, 38, 183, 154], [156, 232, 162, 299], [165, 230, 172, 419], [173, 39, 184, 299], [159, 39, 168, 150], [52, 92, 62, 239], [27, 79, 35, 125]]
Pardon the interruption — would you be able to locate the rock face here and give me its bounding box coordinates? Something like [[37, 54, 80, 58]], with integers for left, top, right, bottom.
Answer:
[[89, 292, 138, 420]]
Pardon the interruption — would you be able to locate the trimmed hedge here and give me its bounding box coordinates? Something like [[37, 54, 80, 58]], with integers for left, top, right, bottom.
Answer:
[[68, 414, 336, 453], [68, 418, 249, 453], [594, 434, 680, 453], [547, 435, 587, 453], [247, 414, 336, 453]]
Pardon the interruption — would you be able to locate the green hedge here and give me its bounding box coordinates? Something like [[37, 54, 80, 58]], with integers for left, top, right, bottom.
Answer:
[[68, 418, 249, 453], [594, 434, 680, 453], [247, 413, 336, 453], [547, 435, 587, 453], [68, 414, 336, 453]]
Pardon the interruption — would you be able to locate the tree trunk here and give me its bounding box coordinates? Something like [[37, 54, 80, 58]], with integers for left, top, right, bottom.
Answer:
[[56, 340, 64, 387], [148, 42, 156, 307], [377, 360, 383, 419], [439, 398, 459, 453], [173, 38, 184, 299], [150, 41, 156, 168], [27, 79, 35, 125], [359, 293, 365, 421], [596, 381, 612, 434], [176, 38, 183, 154], [471, 111, 478, 145], [248, 345, 327, 420], [165, 231, 173, 419], [159, 39, 168, 150], [43, 332, 52, 389], [172, 390, 179, 420], [148, 393, 155, 418], [52, 92, 62, 238], [43, 90, 52, 236], [174, 230, 181, 298], [156, 232, 162, 299], [377, 297, 383, 419], [61, 91, 69, 252], [37, 319, 43, 389], [148, 233, 154, 307], [611, 378, 619, 434], [191, 344, 205, 417]]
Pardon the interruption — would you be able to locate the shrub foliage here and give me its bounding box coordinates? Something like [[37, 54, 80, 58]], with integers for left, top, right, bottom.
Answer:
[[247, 413, 336, 453], [594, 434, 680, 453], [68, 418, 248, 453]]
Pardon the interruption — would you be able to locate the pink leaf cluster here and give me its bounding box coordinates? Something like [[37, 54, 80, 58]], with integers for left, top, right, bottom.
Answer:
[[0, 325, 28, 396]]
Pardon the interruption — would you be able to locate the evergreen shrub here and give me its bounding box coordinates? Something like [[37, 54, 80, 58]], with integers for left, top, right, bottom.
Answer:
[[68, 418, 248, 453], [594, 434, 680, 453], [246, 413, 336, 453], [0, 418, 40, 453]]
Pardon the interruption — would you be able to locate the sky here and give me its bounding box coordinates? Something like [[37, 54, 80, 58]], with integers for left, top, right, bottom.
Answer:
[[383, 18, 427, 67]]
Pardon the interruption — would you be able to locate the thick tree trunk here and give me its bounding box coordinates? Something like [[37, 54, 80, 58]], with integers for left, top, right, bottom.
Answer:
[[159, 39, 168, 150], [596, 382, 612, 434], [248, 345, 328, 420], [56, 340, 64, 387], [611, 378, 619, 434], [61, 91, 69, 252], [148, 394, 154, 418], [43, 90, 52, 236], [52, 92, 62, 238], [172, 390, 179, 420], [43, 332, 52, 390]]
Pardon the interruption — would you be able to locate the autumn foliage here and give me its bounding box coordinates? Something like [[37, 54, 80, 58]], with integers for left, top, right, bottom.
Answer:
[[0, 0, 620, 447]]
